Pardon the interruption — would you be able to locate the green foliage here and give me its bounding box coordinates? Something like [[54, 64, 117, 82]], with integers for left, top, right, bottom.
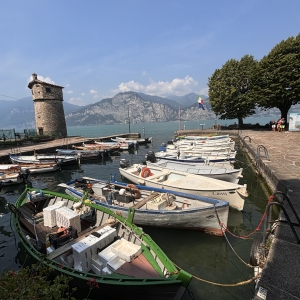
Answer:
[[0, 263, 76, 300], [208, 55, 257, 127], [251, 34, 300, 120]]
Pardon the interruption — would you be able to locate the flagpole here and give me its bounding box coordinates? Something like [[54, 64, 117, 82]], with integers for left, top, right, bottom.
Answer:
[[178, 104, 181, 131], [128, 107, 131, 133]]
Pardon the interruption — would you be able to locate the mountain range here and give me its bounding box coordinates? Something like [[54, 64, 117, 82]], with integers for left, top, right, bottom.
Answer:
[[2, 91, 297, 129], [0, 92, 212, 129]]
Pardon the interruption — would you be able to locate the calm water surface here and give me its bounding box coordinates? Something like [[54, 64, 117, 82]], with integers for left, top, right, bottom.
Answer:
[[0, 119, 273, 300]]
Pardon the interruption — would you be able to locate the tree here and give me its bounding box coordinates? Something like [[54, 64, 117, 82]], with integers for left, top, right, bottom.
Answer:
[[251, 34, 300, 121], [208, 55, 258, 127]]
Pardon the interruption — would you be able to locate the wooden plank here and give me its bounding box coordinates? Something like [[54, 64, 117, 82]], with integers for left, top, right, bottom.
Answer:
[[115, 254, 161, 278], [132, 192, 160, 209]]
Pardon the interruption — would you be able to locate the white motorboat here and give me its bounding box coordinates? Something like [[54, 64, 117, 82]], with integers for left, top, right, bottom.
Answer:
[[112, 136, 153, 145], [9, 153, 79, 165], [154, 149, 237, 163], [119, 163, 248, 211]]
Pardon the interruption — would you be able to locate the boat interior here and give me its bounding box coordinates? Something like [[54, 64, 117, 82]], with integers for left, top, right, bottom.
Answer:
[[14, 193, 168, 279]]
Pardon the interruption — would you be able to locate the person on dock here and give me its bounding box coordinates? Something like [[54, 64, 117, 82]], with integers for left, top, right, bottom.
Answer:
[[277, 118, 282, 131], [271, 120, 276, 132], [280, 118, 286, 131]]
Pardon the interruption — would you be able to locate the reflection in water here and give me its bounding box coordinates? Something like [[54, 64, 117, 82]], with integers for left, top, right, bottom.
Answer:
[[0, 138, 272, 299]]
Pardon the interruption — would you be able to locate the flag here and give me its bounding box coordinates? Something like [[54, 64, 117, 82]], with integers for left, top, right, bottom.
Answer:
[[198, 95, 205, 110]]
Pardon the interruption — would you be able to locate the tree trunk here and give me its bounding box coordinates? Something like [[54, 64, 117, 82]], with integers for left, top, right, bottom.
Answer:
[[238, 116, 244, 128]]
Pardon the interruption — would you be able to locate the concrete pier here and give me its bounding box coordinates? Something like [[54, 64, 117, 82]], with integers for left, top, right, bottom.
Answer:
[[238, 130, 300, 300], [177, 128, 300, 300]]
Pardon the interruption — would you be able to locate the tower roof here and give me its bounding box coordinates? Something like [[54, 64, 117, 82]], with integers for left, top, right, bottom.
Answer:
[[27, 73, 64, 89]]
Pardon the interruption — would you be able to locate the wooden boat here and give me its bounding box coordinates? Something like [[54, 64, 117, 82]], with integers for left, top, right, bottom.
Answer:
[[172, 138, 235, 148], [112, 136, 153, 145], [61, 176, 229, 236], [56, 148, 101, 160], [0, 167, 24, 185], [72, 144, 120, 156], [82, 143, 121, 151], [153, 149, 237, 163], [143, 160, 243, 183], [7, 187, 192, 299], [93, 140, 130, 150], [165, 144, 234, 153], [119, 163, 248, 211], [9, 153, 79, 165], [0, 163, 59, 174], [178, 134, 231, 142]]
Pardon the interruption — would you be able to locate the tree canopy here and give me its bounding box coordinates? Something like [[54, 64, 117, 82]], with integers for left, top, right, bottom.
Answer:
[[250, 34, 300, 121], [208, 55, 257, 127]]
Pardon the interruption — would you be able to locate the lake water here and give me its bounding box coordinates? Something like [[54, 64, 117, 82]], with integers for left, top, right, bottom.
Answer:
[[0, 117, 273, 300]]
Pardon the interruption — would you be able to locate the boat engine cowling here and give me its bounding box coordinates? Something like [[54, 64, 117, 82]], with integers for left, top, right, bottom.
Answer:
[[146, 151, 156, 163], [75, 178, 88, 188], [120, 159, 130, 168]]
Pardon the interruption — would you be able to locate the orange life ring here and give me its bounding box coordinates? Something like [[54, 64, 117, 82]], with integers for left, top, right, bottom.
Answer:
[[126, 184, 141, 199], [140, 167, 153, 178]]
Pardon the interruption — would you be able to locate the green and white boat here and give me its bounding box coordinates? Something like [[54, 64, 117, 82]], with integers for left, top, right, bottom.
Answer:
[[8, 187, 192, 299]]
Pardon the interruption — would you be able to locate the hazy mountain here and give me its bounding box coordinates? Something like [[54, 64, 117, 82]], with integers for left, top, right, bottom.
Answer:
[[0, 97, 80, 129], [166, 93, 208, 108], [64, 92, 215, 126]]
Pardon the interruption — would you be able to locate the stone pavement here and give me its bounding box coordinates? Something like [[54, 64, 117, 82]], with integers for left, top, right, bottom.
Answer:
[[238, 130, 300, 300], [177, 128, 300, 300]]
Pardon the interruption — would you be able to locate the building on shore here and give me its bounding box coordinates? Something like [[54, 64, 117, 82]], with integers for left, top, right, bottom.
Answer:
[[27, 73, 67, 138]]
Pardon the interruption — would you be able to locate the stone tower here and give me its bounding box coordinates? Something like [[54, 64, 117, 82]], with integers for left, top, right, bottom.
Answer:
[[28, 73, 67, 137]]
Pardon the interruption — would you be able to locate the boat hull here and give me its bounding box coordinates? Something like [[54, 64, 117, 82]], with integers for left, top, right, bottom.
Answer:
[[10, 188, 192, 300], [66, 184, 229, 237], [119, 167, 246, 211]]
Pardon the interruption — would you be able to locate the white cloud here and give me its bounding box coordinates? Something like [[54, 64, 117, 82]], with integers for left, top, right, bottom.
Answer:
[[90, 89, 98, 94], [37, 75, 56, 84], [93, 94, 100, 99], [113, 76, 198, 97], [68, 97, 85, 106], [199, 87, 209, 96], [65, 83, 70, 88], [81, 93, 85, 96], [66, 90, 73, 94], [27, 75, 56, 85]]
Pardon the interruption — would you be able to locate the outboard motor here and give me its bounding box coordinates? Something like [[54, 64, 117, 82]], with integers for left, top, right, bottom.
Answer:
[[75, 178, 88, 188], [20, 168, 31, 184], [0, 181, 3, 192], [120, 159, 130, 168], [146, 151, 156, 163], [166, 140, 174, 145]]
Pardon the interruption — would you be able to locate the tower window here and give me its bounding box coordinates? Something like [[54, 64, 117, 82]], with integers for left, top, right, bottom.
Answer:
[[46, 87, 51, 93]]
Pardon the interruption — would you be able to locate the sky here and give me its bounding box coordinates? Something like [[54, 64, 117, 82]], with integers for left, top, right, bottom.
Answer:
[[0, 0, 299, 106]]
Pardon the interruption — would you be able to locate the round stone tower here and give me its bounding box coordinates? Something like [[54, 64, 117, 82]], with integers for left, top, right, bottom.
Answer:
[[27, 73, 67, 137]]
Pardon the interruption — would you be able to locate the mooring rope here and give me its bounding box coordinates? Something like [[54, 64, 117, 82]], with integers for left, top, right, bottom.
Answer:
[[222, 195, 275, 239], [173, 260, 260, 287]]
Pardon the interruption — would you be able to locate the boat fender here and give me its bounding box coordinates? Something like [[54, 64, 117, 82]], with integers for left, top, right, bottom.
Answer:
[[126, 184, 141, 199], [119, 188, 126, 195], [141, 167, 153, 178]]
